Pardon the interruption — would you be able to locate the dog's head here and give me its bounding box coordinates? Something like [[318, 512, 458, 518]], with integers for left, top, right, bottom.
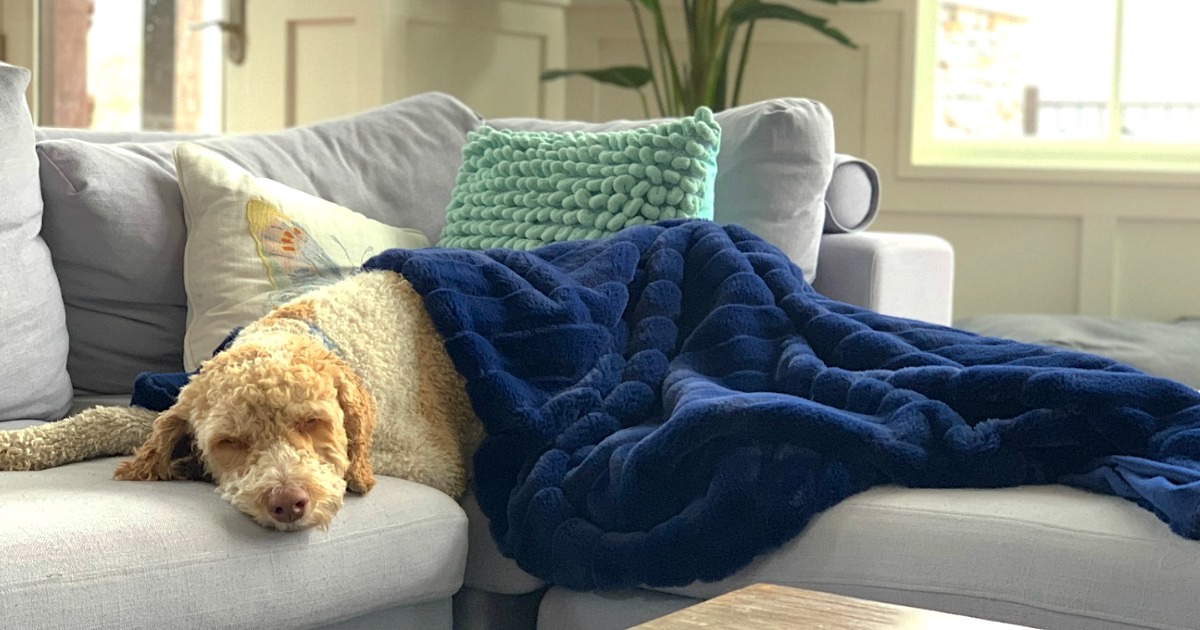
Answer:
[[115, 329, 376, 531]]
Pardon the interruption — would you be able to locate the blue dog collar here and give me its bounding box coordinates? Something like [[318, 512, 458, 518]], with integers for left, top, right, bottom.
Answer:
[[213, 323, 340, 358], [307, 322, 341, 355]]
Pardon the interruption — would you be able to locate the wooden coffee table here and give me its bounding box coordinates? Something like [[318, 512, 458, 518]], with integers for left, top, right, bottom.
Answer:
[[631, 583, 1035, 629]]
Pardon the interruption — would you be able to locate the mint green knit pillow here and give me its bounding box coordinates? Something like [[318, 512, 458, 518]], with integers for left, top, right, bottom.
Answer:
[[437, 107, 721, 250]]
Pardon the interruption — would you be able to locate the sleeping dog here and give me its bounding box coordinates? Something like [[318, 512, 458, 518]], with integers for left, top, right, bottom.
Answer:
[[2, 271, 483, 532]]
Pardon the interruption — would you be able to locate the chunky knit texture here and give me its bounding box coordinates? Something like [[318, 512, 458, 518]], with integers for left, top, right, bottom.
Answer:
[[437, 109, 720, 250]]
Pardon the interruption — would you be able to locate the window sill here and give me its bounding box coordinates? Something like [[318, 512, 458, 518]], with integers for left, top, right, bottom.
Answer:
[[901, 141, 1200, 188]]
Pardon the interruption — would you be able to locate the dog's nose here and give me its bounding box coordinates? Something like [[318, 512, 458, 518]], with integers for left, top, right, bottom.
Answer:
[[267, 487, 309, 523]]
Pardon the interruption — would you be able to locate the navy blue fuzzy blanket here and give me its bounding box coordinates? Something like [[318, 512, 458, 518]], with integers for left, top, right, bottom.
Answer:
[[137, 220, 1200, 590], [362, 220, 1200, 589]]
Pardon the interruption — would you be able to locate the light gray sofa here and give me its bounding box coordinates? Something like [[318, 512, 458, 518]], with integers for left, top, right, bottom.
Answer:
[[0, 59, 960, 629]]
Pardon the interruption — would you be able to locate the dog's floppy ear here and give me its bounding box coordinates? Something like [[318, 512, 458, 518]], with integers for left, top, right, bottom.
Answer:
[[113, 398, 201, 482], [335, 363, 377, 494]]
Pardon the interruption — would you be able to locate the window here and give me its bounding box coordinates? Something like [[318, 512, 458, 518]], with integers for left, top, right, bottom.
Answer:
[[912, 0, 1200, 173], [35, 0, 223, 132]]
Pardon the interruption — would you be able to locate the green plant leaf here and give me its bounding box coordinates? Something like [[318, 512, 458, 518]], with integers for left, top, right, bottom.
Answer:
[[729, 2, 859, 48], [540, 66, 655, 89], [627, 0, 666, 116]]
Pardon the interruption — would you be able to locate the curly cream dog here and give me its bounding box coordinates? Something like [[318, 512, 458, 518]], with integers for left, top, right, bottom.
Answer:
[[2, 271, 483, 532]]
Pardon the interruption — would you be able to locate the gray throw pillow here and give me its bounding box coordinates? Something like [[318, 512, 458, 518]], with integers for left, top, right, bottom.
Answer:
[[824, 154, 881, 234], [488, 98, 836, 280], [36, 140, 188, 395], [0, 63, 72, 421], [37, 92, 483, 394]]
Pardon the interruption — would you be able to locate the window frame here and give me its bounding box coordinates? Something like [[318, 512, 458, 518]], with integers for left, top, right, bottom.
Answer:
[[910, 0, 1200, 179]]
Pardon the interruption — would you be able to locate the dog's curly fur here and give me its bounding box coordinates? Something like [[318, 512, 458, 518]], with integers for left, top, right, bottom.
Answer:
[[1, 270, 483, 532], [0, 406, 158, 471]]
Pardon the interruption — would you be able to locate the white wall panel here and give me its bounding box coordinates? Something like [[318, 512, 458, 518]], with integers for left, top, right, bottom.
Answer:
[[872, 213, 1082, 317], [1115, 220, 1200, 321]]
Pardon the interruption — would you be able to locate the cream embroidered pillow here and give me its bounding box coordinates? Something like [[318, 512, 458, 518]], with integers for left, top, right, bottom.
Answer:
[[175, 143, 429, 370]]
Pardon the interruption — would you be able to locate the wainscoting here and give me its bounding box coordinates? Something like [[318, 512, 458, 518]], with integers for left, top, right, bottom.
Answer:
[[219, 0, 569, 131]]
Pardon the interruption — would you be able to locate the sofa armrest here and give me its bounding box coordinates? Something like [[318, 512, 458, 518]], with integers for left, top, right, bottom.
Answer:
[[812, 232, 954, 325]]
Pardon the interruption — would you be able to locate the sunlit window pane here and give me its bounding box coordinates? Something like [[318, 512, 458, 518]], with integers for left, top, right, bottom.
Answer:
[[933, 0, 1118, 141], [86, 1, 144, 130], [1119, 0, 1200, 142], [38, 0, 223, 132], [934, 1, 1030, 139]]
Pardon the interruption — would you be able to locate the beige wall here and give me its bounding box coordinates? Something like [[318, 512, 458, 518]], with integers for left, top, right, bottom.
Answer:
[[223, 0, 571, 132], [559, 0, 1200, 322], [0, 0, 37, 105]]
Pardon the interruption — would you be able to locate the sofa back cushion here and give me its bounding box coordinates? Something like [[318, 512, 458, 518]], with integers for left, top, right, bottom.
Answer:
[[489, 98, 835, 281], [36, 92, 482, 394], [36, 140, 191, 396], [0, 62, 72, 421]]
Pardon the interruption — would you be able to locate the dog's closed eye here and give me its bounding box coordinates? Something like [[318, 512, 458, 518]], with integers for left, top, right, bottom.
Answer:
[[295, 417, 326, 434], [207, 435, 251, 474], [213, 436, 249, 451]]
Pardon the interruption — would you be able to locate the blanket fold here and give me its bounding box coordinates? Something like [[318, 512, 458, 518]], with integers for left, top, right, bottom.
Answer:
[[361, 220, 1200, 591]]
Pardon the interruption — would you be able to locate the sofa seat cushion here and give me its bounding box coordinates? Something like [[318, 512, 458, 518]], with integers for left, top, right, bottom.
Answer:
[[467, 479, 1200, 629], [647, 484, 1200, 630], [957, 314, 1200, 390], [0, 458, 468, 630], [0, 420, 46, 431], [461, 492, 545, 595]]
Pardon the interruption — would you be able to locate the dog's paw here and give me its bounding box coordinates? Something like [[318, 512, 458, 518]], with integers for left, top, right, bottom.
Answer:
[[346, 468, 376, 494], [113, 458, 169, 481]]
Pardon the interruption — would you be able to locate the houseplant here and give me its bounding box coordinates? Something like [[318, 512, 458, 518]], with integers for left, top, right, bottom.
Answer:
[[543, 0, 874, 118]]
